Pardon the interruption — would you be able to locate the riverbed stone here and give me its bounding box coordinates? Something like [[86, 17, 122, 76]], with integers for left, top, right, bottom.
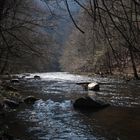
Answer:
[[10, 79, 20, 83], [34, 75, 41, 80], [88, 82, 100, 91], [76, 82, 100, 91], [23, 96, 39, 104], [73, 96, 109, 109]]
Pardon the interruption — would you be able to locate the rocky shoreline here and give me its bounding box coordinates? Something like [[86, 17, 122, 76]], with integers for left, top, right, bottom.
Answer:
[[0, 74, 41, 139]]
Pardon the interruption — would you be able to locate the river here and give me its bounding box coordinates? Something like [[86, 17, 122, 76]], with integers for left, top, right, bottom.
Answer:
[[1, 72, 140, 140]]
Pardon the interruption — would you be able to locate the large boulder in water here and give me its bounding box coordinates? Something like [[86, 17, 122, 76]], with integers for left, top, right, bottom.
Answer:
[[23, 96, 39, 104], [34, 75, 41, 80], [88, 82, 100, 91], [10, 79, 20, 84], [73, 96, 109, 110]]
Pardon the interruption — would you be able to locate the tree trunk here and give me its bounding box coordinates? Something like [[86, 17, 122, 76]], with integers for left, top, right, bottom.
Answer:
[[128, 45, 139, 79]]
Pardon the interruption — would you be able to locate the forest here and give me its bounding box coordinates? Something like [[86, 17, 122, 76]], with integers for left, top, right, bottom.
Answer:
[[0, 0, 64, 73], [0, 0, 139, 78], [60, 0, 140, 79], [0, 0, 140, 140]]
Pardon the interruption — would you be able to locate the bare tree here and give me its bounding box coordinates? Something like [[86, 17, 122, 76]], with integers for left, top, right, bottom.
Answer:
[[64, 0, 140, 78], [0, 0, 55, 73]]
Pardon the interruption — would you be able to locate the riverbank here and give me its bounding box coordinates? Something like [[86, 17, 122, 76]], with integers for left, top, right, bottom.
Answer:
[[73, 70, 140, 81], [0, 74, 40, 139]]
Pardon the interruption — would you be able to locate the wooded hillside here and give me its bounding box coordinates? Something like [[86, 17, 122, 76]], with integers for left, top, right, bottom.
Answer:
[[0, 0, 61, 74], [60, 0, 140, 78]]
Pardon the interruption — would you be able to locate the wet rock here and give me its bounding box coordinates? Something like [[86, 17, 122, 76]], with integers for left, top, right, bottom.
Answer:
[[34, 75, 41, 80], [3, 99, 20, 109], [23, 96, 39, 104], [76, 82, 100, 91], [10, 79, 20, 83], [88, 82, 100, 91], [73, 96, 109, 110]]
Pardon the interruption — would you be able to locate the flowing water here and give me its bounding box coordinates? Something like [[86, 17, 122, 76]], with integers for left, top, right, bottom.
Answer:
[[2, 72, 140, 140]]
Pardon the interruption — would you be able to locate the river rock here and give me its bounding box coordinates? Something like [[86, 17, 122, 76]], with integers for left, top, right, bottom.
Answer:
[[3, 99, 20, 109], [73, 96, 109, 109], [34, 75, 41, 80], [23, 96, 39, 104], [88, 82, 100, 91], [10, 79, 20, 83]]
